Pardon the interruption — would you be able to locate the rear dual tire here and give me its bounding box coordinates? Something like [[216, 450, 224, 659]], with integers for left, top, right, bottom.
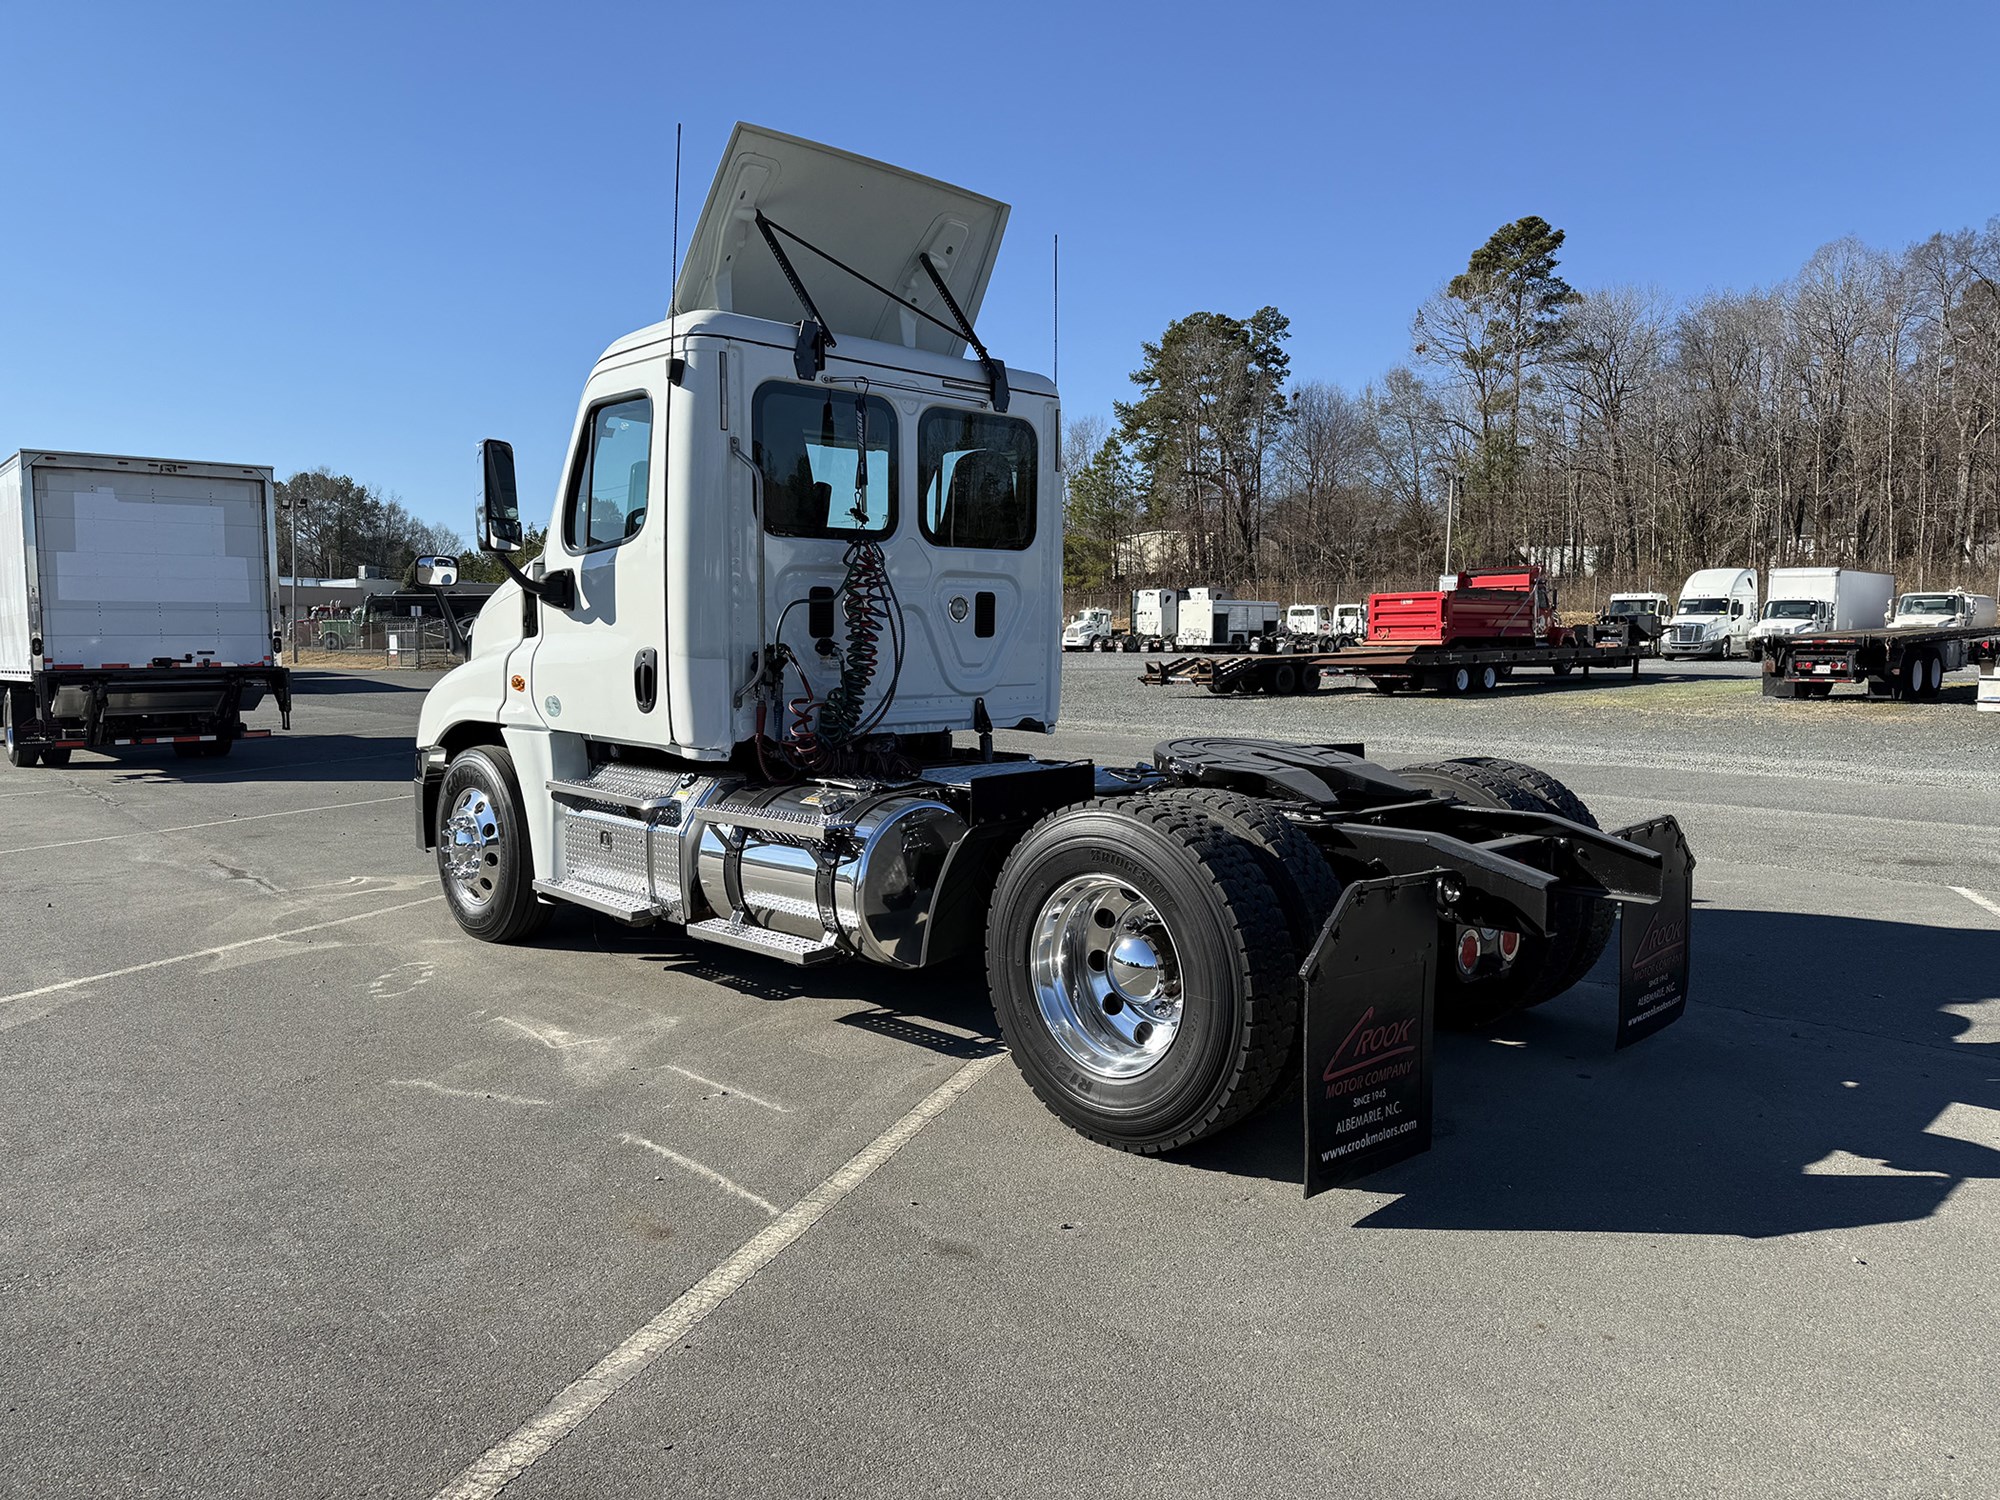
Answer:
[[1391, 757, 1616, 1027]]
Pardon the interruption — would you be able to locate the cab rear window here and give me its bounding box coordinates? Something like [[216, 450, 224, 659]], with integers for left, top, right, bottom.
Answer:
[[919, 409, 1036, 550], [752, 384, 897, 539]]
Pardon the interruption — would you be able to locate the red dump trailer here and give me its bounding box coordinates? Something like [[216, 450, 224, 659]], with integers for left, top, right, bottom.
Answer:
[[1367, 569, 1557, 647]]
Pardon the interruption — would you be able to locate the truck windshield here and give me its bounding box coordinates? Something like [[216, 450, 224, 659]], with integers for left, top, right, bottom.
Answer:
[[1678, 597, 1725, 615], [1763, 600, 1819, 620], [752, 384, 898, 539], [1606, 599, 1656, 616], [1897, 595, 1952, 616]]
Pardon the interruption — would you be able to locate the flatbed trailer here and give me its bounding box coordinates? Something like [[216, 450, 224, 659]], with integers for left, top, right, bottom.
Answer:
[[1143, 633, 1646, 696], [1761, 623, 2000, 700]]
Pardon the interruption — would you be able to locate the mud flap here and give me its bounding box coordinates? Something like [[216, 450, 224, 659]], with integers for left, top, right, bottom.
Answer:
[[1298, 872, 1439, 1199], [1609, 815, 1694, 1048]]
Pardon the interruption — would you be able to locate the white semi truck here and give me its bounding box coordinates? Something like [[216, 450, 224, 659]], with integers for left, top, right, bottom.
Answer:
[[1747, 568, 1894, 653], [0, 450, 292, 765], [1061, 608, 1115, 651], [1662, 568, 1758, 659], [412, 125, 1693, 1186]]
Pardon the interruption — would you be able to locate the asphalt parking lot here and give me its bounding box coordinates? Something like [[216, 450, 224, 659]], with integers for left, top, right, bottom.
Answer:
[[3, 656, 1997, 1498]]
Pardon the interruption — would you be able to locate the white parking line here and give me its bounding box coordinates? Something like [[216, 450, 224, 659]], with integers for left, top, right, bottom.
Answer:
[[663, 1064, 789, 1113], [0, 896, 445, 1008], [618, 1133, 780, 1215], [389, 1080, 552, 1108], [1951, 886, 2000, 922], [434, 1052, 1006, 1500], [0, 793, 408, 855]]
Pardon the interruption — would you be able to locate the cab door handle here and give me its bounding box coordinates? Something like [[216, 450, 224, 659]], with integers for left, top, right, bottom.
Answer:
[[634, 648, 658, 713]]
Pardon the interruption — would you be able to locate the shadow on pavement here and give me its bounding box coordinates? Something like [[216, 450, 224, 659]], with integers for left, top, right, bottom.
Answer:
[[537, 910, 1006, 1054], [1177, 906, 2000, 1235], [290, 669, 442, 695], [73, 734, 410, 786]]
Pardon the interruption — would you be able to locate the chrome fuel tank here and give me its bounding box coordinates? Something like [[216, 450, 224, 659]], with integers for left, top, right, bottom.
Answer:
[[693, 786, 966, 967]]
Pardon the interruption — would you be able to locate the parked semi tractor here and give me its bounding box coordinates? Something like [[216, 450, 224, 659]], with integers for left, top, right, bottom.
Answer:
[[1662, 568, 1758, 659], [1285, 604, 1336, 650], [1284, 604, 1361, 652], [1602, 593, 1669, 655], [1889, 589, 1997, 631], [1747, 568, 1894, 655], [411, 125, 1694, 1187], [0, 450, 292, 765], [1131, 587, 1184, 652], [1061, 608, 1115, 651]]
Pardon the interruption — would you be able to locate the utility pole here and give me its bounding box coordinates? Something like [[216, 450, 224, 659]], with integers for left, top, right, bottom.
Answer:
[[288, 493, 298, 665], [1442, 471, 1461, 579]]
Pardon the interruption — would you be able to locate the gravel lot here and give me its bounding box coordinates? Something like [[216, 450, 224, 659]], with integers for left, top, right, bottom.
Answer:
[[2, 659, 1996, 1498]]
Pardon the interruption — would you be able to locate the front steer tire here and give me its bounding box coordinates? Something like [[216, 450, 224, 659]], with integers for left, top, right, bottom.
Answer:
[[436, 745, 550, 944], [985, 796, 1299, 1154]]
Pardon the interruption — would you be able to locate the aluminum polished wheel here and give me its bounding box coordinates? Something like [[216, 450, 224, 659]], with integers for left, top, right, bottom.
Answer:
[[1029, 874, 1185, 1079], [441, 785, 503, 910]]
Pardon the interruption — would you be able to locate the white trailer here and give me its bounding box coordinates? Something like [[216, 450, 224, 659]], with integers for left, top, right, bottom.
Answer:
[[1178, 587, 1280, 652], [1662, 568, 1759, 659], [410, 123, 1694, 1186], [0, 451, 291, 765], [1748, 568, 1894, 653]]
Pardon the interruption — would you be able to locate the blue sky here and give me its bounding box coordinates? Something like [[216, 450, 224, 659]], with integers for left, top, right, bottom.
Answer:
[[3, 0, 1994, 538]]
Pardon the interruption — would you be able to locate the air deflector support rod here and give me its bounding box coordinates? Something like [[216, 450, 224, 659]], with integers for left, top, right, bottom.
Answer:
[[755, 210, 835, 379], [920, 252, 1008, 412]]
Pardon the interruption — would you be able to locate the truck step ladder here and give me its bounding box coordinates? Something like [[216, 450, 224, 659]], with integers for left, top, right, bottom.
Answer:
[[686, 915, 843, 965]]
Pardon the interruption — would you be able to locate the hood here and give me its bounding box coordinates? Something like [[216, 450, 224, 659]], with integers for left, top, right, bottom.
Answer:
[[672, 123, 1010, 360]]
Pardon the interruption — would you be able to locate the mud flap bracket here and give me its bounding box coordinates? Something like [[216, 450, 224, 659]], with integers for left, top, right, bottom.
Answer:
[[1299, 871, 1440, 1199]]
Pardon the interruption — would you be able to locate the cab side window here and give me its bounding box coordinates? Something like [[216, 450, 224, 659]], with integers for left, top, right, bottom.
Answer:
[[919, 408, 1037, 550], [564, 395, 653, 553]]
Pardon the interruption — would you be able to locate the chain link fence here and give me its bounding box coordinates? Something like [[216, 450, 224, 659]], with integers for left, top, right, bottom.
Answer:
[[286, 616, 467, 670]]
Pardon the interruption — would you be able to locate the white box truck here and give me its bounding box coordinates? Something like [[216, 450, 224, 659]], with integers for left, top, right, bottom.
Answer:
[[1748, 568, 1894, 653], [0, 451, 291, 766], [1662, 568, 1758, 659]]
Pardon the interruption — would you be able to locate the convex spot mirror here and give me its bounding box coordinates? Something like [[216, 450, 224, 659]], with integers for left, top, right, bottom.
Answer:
[[415, 554, 460, 586], [478, 439, 523, 553]]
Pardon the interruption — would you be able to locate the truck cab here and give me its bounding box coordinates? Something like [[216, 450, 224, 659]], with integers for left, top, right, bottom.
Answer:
[[1285, 604, 1333, 648], [1663, 568, 1758, 659], [1891, 590, 1999, 631], [1062, 608, 1113, 651]]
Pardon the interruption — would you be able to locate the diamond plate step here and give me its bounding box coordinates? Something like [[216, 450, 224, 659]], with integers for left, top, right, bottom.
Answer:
[[686, 916, 843, 966], [533, 877, 656, 923], [546, 762, 691, 814]]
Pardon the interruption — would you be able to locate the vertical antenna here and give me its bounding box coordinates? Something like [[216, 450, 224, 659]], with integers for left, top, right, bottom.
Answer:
[[669, 123, 683, 319], [1052, 233, 1060, 386]]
